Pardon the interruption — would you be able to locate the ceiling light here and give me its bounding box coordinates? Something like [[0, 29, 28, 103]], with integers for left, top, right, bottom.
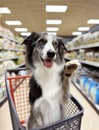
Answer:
[[0, 7, 11, 14], [46, 20, 62, 25], [5, 20, 22, 25], [72, 32, 82, 36], [21, 32, 31, 36], [78, 27, 90, 31], [46, 5, 68, 12], [87, 19, 99, 24], [47, 32, 57, 35], [15, 28, 28, 32], [46, 27, 59, 31]]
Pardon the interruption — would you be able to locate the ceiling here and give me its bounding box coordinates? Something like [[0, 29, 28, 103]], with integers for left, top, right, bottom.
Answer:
[[0, 0, 99, 37]]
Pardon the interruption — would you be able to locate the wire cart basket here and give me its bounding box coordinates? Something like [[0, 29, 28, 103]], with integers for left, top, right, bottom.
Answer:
[[5, 68, 83, 130]]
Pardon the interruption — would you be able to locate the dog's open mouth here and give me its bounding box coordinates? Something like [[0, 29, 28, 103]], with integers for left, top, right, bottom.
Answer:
[[40, 57, 53, 68]]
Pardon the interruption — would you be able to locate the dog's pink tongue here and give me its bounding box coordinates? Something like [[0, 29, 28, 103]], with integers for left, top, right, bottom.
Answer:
[[43, 60, 53, 68]]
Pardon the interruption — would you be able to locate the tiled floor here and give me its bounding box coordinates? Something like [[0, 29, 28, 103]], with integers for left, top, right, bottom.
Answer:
[[0, 82, 99, 130], [0, 101, 12, 130]]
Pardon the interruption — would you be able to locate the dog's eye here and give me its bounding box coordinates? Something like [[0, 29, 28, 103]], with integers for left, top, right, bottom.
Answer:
[[52, 41, 58, 48], [38, 39, 47, 46]]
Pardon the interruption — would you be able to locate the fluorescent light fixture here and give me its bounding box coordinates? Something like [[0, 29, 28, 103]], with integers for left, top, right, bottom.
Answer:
[[72, 32, 82, 36], [46, 20, 62, 25], [46, 27, 59, 31], [15, 28, 28, 32], [47, 32, 57, 35], [78, 27, 90, 31], [21, 32, 31, 36], [5, 20, 22, 25], [46, 5, 68, 12], [0, 7, 11, 14], [87, 19, 99, 24]]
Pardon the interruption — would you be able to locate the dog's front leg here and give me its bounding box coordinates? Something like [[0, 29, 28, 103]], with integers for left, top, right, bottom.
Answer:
[[61, 59, 80, 118], [26, 108, 43, 129], [62, 59, 80, 98]]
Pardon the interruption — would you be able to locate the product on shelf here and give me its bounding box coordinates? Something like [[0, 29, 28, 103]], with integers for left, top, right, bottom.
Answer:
[[83, 33, 91, 45], [15, 51, 24, 56], [17, 57, 25, 65], [74, 66, 99, 105], [78, 49, 85, 60], [0, 75, 6, 101], [84, 77, 93, 96], [0, 87, 5, 100], [90, 81, 99, 104], [80, 75, 87, 90], [85, 52, 94, 61], [0, 37, 15, 49], [92, 31, 99, 43], [66, 31, 99, 50], [0, 25, 14, 39], [0, 60, 17, 73], [94, 52, 99, 62], [1, 51, 16, 59], [15, 36, 24, 43]]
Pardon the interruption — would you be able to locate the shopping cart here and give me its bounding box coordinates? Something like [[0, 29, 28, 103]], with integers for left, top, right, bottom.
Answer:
[[5, 68, 83, 130]]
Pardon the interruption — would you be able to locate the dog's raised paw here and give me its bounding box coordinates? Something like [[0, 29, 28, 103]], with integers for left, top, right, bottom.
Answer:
[[64, 60, 80, 77], [66, 63, 77, 70]]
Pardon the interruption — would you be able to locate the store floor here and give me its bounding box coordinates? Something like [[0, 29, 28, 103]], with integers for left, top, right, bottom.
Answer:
[[0, 82, 99, 130]]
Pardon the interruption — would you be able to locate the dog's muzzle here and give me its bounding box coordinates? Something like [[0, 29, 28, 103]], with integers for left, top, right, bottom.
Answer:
[[41, 50, 56, 68]]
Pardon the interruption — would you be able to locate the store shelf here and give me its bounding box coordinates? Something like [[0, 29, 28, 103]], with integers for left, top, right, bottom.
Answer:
[[0, 35, 21, 44], [72, 80, 99, 114], [0, 57, 18, 62], [0, 27, 25, 107], [0, 48, 25, 52], [16, 63, 25, 68], [0, 72, 5, 76], [80, 60, 99, 68], [69, 42, 99, 51], [65, 57, 99, 68], [0, 56, 25, 62]]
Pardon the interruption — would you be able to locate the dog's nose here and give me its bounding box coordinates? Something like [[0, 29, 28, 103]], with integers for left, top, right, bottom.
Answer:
[[47, 50, 55, 59]]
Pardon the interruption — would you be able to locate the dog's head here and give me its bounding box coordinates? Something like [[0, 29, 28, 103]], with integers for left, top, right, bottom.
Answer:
[[22, 32, 68, 69]]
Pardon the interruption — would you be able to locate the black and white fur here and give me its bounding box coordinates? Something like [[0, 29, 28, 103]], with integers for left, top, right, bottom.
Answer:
[[22, 32, 79, 129]]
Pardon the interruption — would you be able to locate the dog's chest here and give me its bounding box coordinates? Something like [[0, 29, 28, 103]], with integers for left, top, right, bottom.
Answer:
[[34, 64, 62, 97], [38, 75, 61, 98], [33, 65, 62, 98]]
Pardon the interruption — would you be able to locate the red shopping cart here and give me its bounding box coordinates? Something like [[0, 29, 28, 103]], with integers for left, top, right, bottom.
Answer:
[[5, 68, 83, 130]]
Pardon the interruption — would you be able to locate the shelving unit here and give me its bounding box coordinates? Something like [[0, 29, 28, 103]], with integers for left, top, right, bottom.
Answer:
[[0, 48, 25, 52], [65, 39, 99, 114], [0, 30, 25, 107], [0, 35, 21, 44], [69, 42, 99, 51], [72, 79, 99, 114], [0, 57, 21, 62], [65, 57, 99, 68]]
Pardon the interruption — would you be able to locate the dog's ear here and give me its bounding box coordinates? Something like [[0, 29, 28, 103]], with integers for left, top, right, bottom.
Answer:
[[58, 38, 70, 60], [22, 32, 40, 45], [58, 38, 70, 53]]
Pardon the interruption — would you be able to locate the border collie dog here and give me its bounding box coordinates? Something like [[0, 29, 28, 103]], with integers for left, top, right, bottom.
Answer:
[[22, 32, 79, 129]]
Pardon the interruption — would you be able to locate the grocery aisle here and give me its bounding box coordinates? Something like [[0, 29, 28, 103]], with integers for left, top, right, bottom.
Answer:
[[0, 81, 99, 130], [0, 0, 99, 130], [70, 82, 99, 130]]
